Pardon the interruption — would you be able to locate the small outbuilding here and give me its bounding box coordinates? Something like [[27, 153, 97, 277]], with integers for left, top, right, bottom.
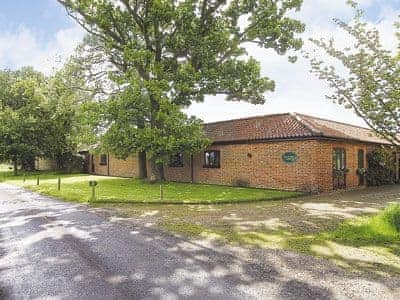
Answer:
[[87, 113, 399, 193]]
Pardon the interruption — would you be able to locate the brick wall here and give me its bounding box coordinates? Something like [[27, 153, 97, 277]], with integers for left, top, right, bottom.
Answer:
[[35, 158, 57, 171], [89, 153, 139, 178], [164, 139, 377, 192], [165, 156, 193, 182], [89, 139, 379, 192], [109, 155, 139, 177], [164, 140, 322, 192], [316, 140, 370, 191]]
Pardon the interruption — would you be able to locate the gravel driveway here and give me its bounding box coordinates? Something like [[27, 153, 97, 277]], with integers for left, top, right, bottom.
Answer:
[[0, 183, 398, 299], [100, 184, 400, 234]]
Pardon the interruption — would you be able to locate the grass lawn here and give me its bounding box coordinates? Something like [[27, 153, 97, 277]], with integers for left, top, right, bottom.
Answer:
[[0, 163, 13, 172], [0, 170, 301, 204]]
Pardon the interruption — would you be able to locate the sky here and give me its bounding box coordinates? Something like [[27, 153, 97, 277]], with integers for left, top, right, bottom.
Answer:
[[0, 0, 399, 127]]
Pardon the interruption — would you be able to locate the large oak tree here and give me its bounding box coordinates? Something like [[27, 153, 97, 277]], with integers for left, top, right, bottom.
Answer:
[[59, 0, 305, 179]]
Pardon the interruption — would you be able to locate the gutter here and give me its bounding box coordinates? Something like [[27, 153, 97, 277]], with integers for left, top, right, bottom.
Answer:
[[209, 136, 392, 146]]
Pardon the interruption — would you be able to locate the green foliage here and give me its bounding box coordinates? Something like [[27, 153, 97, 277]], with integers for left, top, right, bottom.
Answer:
[[382, 204, 400, 232], [0, 67, 48, 173], [41, 59, 95, 169], [326, 204, 400, 245], [0, 62, 94, 174], [60, 0, 304, 104], [102, 96, 209, 164], [366, 149, 396, 186], [58, 0, 305, 179], [308, 2, 400, 144]]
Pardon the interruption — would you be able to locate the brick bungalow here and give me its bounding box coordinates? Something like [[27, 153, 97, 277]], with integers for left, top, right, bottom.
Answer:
[[86, 113, 399, 192]]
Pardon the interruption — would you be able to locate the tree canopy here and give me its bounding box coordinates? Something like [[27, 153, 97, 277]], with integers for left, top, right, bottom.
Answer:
[[308, 2, 400, 145], [0, 63, 93, 174], [0, 68, 47, 173]]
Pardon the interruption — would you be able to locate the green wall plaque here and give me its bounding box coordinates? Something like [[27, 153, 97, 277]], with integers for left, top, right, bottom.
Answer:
[[282, 152, 298, 163]]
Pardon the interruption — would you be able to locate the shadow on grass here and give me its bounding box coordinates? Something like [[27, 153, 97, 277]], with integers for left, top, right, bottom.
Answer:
[[162, 204, 400, 278]]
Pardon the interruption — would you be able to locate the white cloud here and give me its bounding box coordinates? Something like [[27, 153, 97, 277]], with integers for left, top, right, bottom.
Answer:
[[0, 24, 84, 74]]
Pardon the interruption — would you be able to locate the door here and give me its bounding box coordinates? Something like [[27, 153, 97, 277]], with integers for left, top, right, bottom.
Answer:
[[357, 149, 365, 186], [91, 155, 95, 173], [333, 148, 346, 190]]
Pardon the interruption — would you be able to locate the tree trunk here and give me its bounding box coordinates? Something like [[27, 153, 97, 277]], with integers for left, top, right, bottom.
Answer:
[[138, 151, 147, 179], [13, 161, 18, 176], [150, 158, 165, 181], [137, 115, 148, 179]]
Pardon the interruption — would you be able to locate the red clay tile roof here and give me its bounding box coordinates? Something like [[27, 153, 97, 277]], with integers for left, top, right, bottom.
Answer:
[[204, 113, 391, 145]]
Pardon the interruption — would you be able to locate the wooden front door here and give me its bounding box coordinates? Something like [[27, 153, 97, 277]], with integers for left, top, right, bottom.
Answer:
[[333, 148, 346, 190]]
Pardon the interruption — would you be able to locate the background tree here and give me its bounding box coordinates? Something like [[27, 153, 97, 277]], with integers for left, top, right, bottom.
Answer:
[[58, 0, 305, 180], [0, 63, 93, 175], [308, 1, 400, 144], [42, 60, 95, 170], [0, 68, 47, 174]]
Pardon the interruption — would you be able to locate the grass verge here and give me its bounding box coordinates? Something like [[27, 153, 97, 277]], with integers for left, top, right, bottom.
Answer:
[[0, 171, 301, 204]]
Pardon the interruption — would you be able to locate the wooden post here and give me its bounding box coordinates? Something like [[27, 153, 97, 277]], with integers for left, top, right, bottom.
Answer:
[[57, 176, 61, 191], [160, 185, 163, 201], [36, 176, 40, 186], [91, 185, 96, 201], [23, 174, 26, 183], [89, 181, 98, 202]]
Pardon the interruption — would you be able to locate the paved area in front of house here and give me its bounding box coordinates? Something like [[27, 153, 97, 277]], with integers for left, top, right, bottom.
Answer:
[[0, 183, 399, 299]]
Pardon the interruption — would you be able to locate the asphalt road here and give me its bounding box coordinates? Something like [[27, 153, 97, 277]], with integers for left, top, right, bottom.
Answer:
[[0, 183, 398, 299]]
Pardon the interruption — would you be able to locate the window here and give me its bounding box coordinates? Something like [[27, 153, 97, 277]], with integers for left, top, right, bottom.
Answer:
[[100, 154, 108, 166], [332, 148, 346, 171], [204, 150, 220, 168], [169, 153, 184, 167]]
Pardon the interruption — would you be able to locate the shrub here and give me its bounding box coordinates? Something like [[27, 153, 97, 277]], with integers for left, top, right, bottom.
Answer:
[[61, 155, 86, 173], [366, 149, 395, 186], [326, 204, 400, 246], [298, 184, 320, 194], [232, 178, 250, 187], [382, 204, 400, 232]]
